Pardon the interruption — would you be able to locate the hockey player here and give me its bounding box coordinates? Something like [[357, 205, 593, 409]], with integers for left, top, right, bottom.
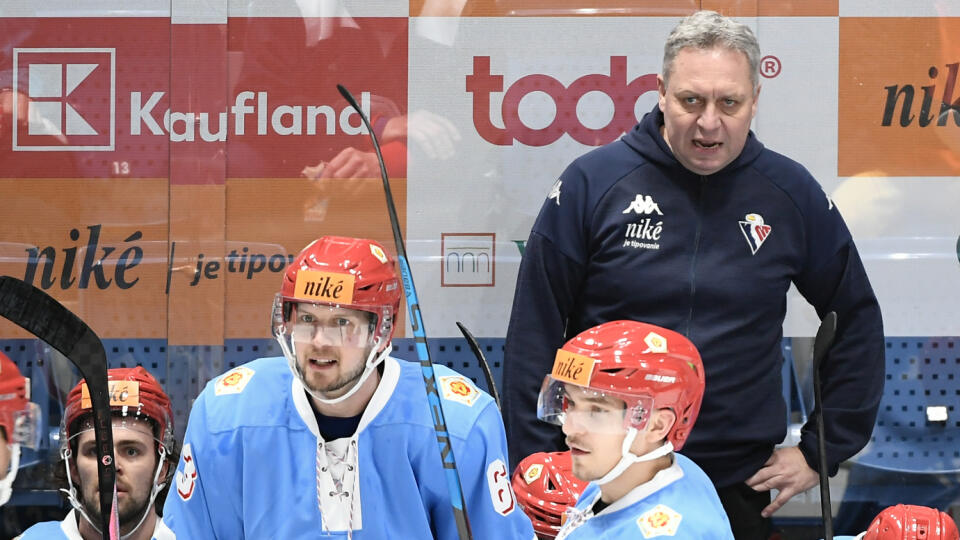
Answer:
[[163, 235, 535, 539], [538, 320, 734, 539], [17, 367, 176, 540], [834, 504, 959, 540], [512, 450, 584, 539], [0, 352, 40, 506]]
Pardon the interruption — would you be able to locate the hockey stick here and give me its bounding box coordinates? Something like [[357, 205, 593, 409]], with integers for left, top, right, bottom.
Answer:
[[0, 276, 119, 540], [812, 311, 837, 540], [455, 322, 501, 410], [337, 85, 473, 540]]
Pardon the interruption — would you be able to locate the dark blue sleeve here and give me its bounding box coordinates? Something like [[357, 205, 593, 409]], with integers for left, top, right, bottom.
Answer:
[[501, 231, 586, 467], [793, 195, 885, 476], [501, 161, 599, 467]]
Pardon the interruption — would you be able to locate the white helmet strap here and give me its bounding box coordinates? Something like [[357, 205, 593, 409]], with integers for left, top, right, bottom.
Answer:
[[593, 428, 674, 486]]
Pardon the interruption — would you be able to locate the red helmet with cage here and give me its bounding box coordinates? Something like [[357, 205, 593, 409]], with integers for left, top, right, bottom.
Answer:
[[274, 236, 401, 350], [538, 320, 705, 450], [511, 451, 584, 539], [0, 352, 35, 446], [864, 504, 959, 540], [62, 366, 174, 453]]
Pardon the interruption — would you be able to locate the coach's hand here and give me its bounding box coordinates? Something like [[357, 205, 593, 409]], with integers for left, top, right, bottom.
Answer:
[[745, 446, 819, 517]]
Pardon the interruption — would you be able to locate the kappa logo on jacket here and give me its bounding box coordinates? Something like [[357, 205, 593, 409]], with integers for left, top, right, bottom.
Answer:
[[739, 213, 772, 255], [548, 179, 562, 206], [622, 194, 663, 216], [622, 194, 664, 251]]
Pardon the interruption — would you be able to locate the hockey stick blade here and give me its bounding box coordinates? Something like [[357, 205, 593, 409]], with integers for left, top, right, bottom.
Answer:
[[812, 311, 837, 540], [455, 322, 501, 410], [0, 276, 118, 539], [336, 85, 473, 540]]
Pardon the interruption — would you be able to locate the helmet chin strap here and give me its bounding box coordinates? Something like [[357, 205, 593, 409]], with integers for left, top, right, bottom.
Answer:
[[0, 443, 21, 506], [283, 336, 391, 406], [592, 428, 674, 486]]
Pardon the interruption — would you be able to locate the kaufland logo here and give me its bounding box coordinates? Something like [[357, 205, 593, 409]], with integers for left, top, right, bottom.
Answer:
[[13, 48, 116, 151]]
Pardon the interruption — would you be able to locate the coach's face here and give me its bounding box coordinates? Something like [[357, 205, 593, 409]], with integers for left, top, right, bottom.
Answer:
[[658, 45, 759, 176]]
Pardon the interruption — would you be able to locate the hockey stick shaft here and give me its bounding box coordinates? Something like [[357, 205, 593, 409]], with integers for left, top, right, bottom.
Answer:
[[812, 311, 837, 540], [0, 276, 119, 540], [455, 322, 501, 410], [336, 85, 473, 540]]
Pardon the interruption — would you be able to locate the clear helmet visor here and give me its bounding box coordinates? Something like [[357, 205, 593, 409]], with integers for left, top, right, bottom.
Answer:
[[536, 375, 654, 435], [10, 402, 41, 450], [280, 303, 378, 352]]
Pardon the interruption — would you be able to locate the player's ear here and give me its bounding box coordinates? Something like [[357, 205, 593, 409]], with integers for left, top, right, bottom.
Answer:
[[646, 408, 676, 443]]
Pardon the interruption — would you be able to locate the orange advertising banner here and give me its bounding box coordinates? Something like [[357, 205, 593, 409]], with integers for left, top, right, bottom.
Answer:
[[839, 17, 960, 177], [410, 0, 837, 17]]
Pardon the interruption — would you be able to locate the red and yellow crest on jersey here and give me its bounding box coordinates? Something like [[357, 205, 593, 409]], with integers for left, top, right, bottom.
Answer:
[[215, 366, 256, 396], [439, 375, 480, 406], [637, 504, 682, 538]]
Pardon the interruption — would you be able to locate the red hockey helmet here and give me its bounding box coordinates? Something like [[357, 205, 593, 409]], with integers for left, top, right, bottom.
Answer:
[[274, 236, 401, 351], [0, 352, 38, 449], [511, 451, 584, 539], [863, 504, 959, 540], [537, 320, 705, 450], [63, 366, 174, 454]]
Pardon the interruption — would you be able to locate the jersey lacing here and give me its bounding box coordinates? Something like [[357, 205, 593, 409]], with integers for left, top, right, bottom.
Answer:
[[316, 437, 361, 538]]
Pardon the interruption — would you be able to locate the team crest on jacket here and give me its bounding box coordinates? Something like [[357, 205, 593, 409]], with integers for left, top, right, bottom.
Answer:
[[637, 504, 682, 538], [439, 375, 480, 406], [215, 366, 255, 396], [739, 213, 772, 255]]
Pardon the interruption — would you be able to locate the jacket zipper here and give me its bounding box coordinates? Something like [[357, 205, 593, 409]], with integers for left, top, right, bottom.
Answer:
[[686, 176, 707, 336]]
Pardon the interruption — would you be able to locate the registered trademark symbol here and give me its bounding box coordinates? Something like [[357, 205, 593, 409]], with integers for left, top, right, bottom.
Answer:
[[761, 55, 782, 78]]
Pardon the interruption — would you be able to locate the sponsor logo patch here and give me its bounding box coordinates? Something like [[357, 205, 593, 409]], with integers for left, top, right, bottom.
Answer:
[[739, 213, 772, 255], [486, 459, 516, 515], [439, 375, 480, 406], [292, 269, 356, 304], [622, 194, 663, 215], [215, 366, 255, 396], [551, 350, 596, 386], [81, 380, 139, 410], [637, 504, 682, 538]]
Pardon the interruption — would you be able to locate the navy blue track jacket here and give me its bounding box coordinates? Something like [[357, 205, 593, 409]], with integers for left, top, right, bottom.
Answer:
[[502, 104, 885, 488]]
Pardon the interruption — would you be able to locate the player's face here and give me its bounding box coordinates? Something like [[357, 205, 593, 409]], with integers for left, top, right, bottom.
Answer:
[[291, 303, 375, 399], [659, 46, 759, 176], [74, 417, 161, 535], [561, 385, 631, 481]]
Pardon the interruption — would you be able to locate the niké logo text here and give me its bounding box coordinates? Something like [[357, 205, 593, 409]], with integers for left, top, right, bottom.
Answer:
[[883, 62, 960, 127], [23, 225, 143, 290]]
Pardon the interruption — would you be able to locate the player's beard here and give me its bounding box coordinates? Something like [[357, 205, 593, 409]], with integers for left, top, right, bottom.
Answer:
[[300, 346, 371, 397], [80, 479, 151, 535]]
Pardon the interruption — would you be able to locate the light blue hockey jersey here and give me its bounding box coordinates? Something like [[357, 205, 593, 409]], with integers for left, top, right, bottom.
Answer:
[[556, 453, 734, 540], [163, 356, 535, 539], [16, 510, 174, 539]]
